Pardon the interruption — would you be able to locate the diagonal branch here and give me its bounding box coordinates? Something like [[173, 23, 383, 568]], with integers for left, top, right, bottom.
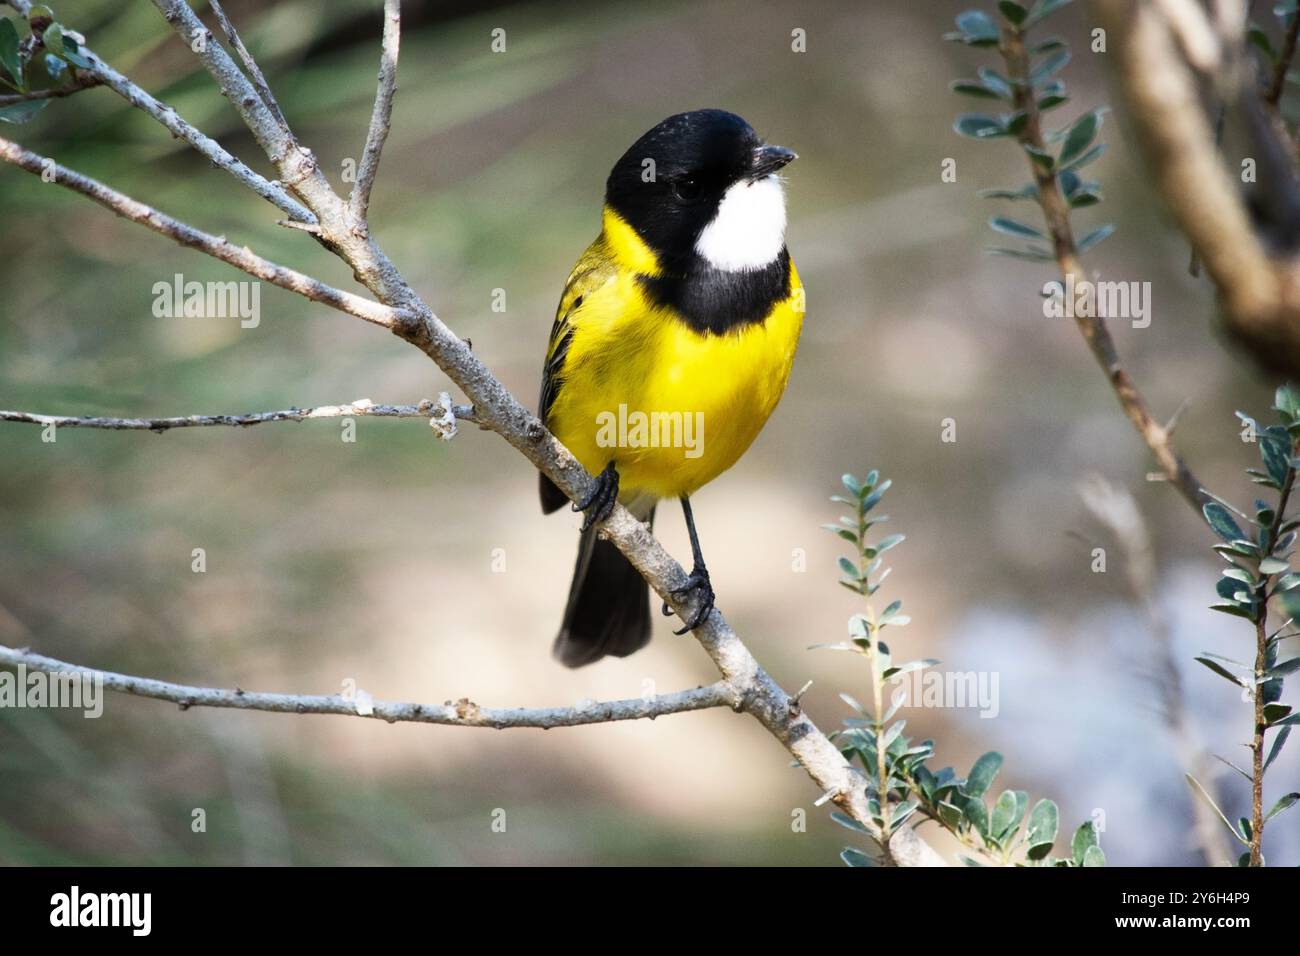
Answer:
[[207, 0, 291, 135], [2, 0, 313, 224], [0, 397, 477, 432], [0, 135, 404, 329], [350, 0, 401, 224], [0, 645, 734, 729], [999, 24, 1212, 515]]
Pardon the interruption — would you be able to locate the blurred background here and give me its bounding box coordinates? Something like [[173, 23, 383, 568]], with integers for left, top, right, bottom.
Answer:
[[1, 0, 1296, 865]]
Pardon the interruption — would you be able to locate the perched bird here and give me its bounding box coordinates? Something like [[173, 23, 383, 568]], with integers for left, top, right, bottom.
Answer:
[[538, 109, 804, 667]]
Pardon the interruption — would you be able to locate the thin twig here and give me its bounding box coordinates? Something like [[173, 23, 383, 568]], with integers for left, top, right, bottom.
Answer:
[[1266, 8, 1300, 107], [0, 136, 404, 329], [0, 399, 478, 432], [208, 0, 291, 134], [1000, 24, 1212, 516], [0, 74, 99, 106], [0, 645, 734, 729], [350, 0, 400, 225], [3, 0, 313, 224], [1078, 474, 1231, 865]]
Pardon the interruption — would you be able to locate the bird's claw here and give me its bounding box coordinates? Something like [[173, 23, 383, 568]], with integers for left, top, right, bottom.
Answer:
[[573, 462, 619, 532], [661, 565, 715, 634]]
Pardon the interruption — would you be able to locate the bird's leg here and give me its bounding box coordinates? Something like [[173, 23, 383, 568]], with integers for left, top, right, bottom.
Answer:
[[661, 494, 716, 634], [572, 461, 619, 532]]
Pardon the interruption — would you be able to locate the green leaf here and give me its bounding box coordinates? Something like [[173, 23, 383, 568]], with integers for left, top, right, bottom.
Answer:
[[59, 33, 91, 70], [831, 811, 873, 834], [1262, 433, 1291, 487], [951, 79, 1002, 100], [1260, 557, 1290, 575], [988, 245, 1055, 262], [978, 66, 1016, 99], [1266, 792, 1299, 821], [1058, 142, 1105, 172], [1067, 182, 1103, 208], [1204, 502, 1247, 542], [840, 846, 875, 867], [1023, 142, 1055, 171], [1030, 48, 1071, 84], [1076, 223, 1115, 252], [0, 99, 48, 123], [0, 17, 22, 87], [1275, 384, 1300, 421], [1059, 109, 1105, 169], [838, 556, 861, 580], [977, 183, 1038, 201], [989, 216, 1045, 240], [1025, 0, 1074, 28], [955, 9, 1002, 46], [1210, 602, 1256, 621], [1249, 26, 1277, 63], [963, 794, 990, 839], [964, 751, 1003, 797], [42, 20, 64, 57], [1071, 820, 1099, 865], [1265, 726, 1291, 770], [1082, 844, 1106, 867], [1196, 656, 1249, 687], [991, 789, 1024, 839], [999, 1, 1028, 25], [1026, 798, 1058, 849], [954, 113, 1007, 139], [1036, 79, 1067, 105], [875, 533, 905, 554]]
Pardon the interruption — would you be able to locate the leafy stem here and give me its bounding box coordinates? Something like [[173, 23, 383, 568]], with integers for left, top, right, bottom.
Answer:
[[1199, 386, 1300, 865]]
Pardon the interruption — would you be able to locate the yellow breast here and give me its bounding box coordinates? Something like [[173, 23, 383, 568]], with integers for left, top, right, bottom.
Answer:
[[547, 211, 804, 501]]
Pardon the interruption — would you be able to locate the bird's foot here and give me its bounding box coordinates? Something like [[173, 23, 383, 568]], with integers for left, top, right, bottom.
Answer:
[[572, 461, 619, 532], [662, 564, 715, 634]]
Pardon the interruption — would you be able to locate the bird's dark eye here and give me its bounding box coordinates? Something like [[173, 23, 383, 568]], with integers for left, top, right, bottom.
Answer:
[[672, 177, 702, 203]]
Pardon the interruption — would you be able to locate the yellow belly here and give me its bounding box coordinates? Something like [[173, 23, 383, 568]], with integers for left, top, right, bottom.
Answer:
[[548, 264, 804, 501]]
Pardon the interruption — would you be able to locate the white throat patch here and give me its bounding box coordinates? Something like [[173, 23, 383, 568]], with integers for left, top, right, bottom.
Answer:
[[694, 175, 787, 272]]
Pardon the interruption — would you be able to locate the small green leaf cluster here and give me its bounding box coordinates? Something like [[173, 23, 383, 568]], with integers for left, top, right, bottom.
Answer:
[[1, 6, 92, 126], [820, 472, 1103, 866], [1192, 386, 1300, 863], [946, 1, 1113, 262]]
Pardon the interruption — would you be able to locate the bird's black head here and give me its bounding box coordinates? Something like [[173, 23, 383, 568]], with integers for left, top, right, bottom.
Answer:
[[604, 109, 797, 274]]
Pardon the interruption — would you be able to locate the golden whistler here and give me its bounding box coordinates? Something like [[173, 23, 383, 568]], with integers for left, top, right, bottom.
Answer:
[[538, 110, 804, 666]]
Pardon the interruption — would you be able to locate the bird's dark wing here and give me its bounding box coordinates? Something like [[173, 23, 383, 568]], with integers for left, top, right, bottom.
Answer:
[[538, 239, 617, 513]]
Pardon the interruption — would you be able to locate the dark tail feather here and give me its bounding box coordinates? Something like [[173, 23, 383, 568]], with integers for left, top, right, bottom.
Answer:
[[552, 506, 655, 668], [540, 471, 568, 514]]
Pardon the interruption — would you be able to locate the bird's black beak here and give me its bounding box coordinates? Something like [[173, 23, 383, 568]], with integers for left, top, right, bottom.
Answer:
[[749, 144, 797, 180]]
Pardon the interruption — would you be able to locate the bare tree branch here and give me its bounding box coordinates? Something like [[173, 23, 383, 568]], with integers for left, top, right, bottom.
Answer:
[[0, 645, 734, 729], [207, 0, 291, 135], [1098, 0, 1300, 380], [0, 135, 405, 329], [0, 397, 477, 433], [2, 0, 314, 224], [350, 0, 401, 225], [1078, 475, 1232, 865]]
